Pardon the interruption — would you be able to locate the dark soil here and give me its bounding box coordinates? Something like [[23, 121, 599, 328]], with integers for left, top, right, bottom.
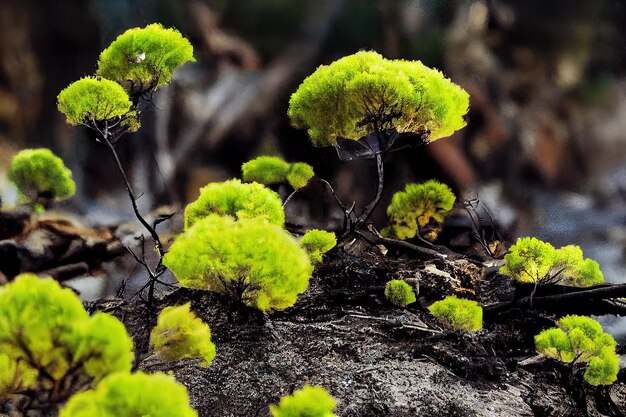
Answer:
[[94, 249, 626, 417]]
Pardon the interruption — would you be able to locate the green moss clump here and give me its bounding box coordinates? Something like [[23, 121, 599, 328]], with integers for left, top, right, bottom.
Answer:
[[428, 296, 482, 332], [150, 303, 216, 367], [184, 179, 285, 230], [242, 156, 292, 185], [535, 315, 619, 386], [500, 237, 604, 287], [59, 372, 197, 417], [8, 148, 76, 202], [242, 156, 315, 190], [300, 229, 337, 264], [270, 385, 338, 417], [57, 77, 134, 126], [384, 180, 456, 240], [97, 23, 194, 94], [0, 274, 133, 400], [384, 280, 416, 307], [287, 162, 315, 190], [288, 51, 469, 147], [164, 215, 313, 311]]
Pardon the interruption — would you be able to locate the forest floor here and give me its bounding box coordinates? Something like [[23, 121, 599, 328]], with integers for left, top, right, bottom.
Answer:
[[93, 249, 626, 417]]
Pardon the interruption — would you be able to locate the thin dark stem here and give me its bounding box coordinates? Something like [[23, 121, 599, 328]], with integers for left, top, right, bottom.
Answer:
[[358, 151, 384, 223], [100, 124, 166, 306], [101, 134, 164, 256]]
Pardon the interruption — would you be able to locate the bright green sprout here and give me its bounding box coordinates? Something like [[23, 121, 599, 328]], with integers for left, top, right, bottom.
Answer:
[[287, 162, 315, 189], [384, 279, 417, 307], [0, 274, 133, 401], [184, 179, 285, 230], [57, 77, 135, 128], [428, 295, 483, 332], [8, 148, 76, 203], [288, 51, 469, 147], [164, 215, 313, 311], [300, 229, 337, 264], [535, 315, 619, 386], [500, 237, 604, 287], [270, 385, 338, 417], [384, 180, 456, 240], [242, 156, 315, 190], [242, 156, 292, 185], [150, 303, 216, 367], [59, 372, 198, 417], [97, 23, 195, 94]]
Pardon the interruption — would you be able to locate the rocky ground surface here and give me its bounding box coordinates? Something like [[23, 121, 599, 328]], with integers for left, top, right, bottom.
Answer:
[[92, 250, 626, 417]]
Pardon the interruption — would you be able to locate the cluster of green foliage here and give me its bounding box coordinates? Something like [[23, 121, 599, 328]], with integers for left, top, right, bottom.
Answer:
[[242, 156, 315, 190], [8, 148, 76, 203], [57, 77, 134, 127], [428, 296, 482, 332], [242, 156, 291, 185], [287, 163, 315, 189], [270, 385, 337, 417], [58, 24, 193, 130], [60, 372, 197, 417], [0, 274, 133, 400], [164, 215, 313, 311], [288, 51, 469, 146], [184, 179, 285, 230], [500, 237, 604, 287], [535, 315, 619, 386], [384, 180, 456, 240], [384, 280, 417, 307], [97, 23, 195, 94], [300, 229, 337, 264], [150, 303, 216, 367]]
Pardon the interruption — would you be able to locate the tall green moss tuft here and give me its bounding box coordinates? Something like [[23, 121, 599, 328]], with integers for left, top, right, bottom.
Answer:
[[300, 229, 336, 265], [164, 215, 313, 311], [0, 274, 133, 400], [57, 77, 134, 127], [288, 51, 469, 147], [535, 315, 619, 386], [500, 237, 604, 287], [384, 280, 416, 307], [384, 180, 456, 240], [270, 385, 338, 417], [8, 148, 76, 202], [60, 372, 197, 417], [184, 179, 285, 229], [150, 303, 216, 367], [428, 296, 482, 332], [97, 23, 194, 94]]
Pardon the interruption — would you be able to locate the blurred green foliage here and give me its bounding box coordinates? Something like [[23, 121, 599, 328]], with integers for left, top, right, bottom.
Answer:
[[60, 372, 197, 417], [8, 148, 76, 203], [0, 274, 133, 398]]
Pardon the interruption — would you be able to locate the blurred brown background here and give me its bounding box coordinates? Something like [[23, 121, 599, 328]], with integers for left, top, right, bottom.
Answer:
[[0, 0, 624, 282]]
